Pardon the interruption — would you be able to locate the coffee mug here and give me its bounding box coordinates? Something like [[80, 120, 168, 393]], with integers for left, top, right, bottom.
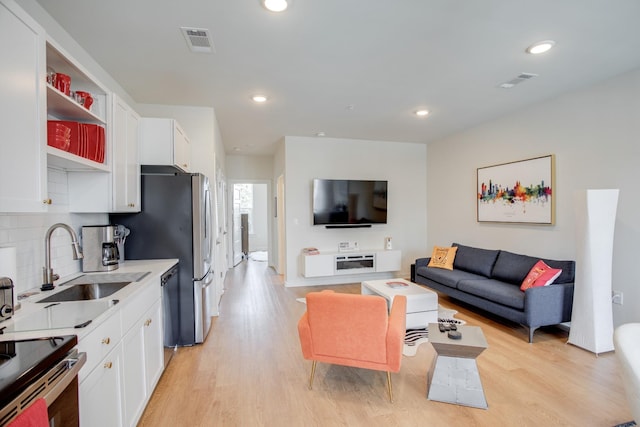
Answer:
[[46, 66, 56, 86], [54, 73, 71, 96], [74, 91, 93, 110]]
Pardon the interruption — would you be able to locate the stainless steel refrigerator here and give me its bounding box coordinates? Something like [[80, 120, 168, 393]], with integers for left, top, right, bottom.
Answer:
[[111, 172, 214, 346]]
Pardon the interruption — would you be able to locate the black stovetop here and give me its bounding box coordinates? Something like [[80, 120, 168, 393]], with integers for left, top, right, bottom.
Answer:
[[0, 335, 77, 408]]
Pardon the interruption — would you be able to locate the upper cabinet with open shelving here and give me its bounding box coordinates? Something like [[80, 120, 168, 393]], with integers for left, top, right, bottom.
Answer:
[[1, 0, 120, 213], [46, 41, 108, 123], [47, 84, 105, 124], [45, 39, 110, 172]]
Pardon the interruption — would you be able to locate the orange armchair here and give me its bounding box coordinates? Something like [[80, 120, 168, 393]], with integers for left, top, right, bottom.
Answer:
[[297, 290, 407, 402]]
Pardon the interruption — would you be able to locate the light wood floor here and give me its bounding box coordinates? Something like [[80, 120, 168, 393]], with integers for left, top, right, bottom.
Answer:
[[139, 259, 632, 426]]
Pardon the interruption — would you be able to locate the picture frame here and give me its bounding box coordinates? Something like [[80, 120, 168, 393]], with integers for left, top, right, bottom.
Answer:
[[477, 155, 555, 224]]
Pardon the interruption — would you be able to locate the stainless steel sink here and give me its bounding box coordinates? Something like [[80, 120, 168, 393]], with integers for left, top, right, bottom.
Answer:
[[38, 282, 131, 303], [61, 271, 150, 286]]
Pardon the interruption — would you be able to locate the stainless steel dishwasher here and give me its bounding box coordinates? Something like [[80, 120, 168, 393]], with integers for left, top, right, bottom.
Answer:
[[161, 264, 179, 368]]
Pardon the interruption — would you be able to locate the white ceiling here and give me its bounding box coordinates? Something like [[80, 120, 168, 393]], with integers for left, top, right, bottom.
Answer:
[[33, 0, 640, 155]]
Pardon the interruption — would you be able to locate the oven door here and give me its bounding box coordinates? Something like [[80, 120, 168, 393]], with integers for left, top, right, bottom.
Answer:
[[0, 349, 86, 427]]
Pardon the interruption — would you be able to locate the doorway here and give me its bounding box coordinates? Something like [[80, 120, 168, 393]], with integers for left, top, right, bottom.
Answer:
[[232, 182, 269, 266]]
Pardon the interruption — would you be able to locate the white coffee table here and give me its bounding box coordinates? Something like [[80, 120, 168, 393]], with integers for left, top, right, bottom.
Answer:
[[361, 278, 438, 329]]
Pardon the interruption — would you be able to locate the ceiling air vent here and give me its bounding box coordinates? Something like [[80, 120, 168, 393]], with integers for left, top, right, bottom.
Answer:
[[498, 72, 538, 89], [180, 27, 215, 53]]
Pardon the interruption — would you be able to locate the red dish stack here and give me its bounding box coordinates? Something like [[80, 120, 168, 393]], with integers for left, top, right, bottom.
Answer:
[[47, 120, 105, 163], [84, 123, 105, 163]]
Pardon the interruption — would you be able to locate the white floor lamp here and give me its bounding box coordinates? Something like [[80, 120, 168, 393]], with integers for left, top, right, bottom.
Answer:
[[568, 189, 619, 355]]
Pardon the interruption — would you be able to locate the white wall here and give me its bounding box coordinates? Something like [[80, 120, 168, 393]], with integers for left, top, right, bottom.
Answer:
[[226, 155, 273, 181], [427, 67, 640, 326], [249, 184, 268, 252], [273, 141, 286, 274], [283, 136, 427, 286]]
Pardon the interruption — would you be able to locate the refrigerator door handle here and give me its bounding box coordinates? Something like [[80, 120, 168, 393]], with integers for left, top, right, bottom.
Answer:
[[194, 266, 214, 283], [193, 266, 215, 343]]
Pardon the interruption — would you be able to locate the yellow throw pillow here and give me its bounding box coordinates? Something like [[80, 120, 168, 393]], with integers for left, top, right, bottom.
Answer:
[[427, 246, 458, 270]]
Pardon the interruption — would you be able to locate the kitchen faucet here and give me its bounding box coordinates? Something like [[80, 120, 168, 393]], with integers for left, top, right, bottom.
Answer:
[[41, 223, 83, 291]]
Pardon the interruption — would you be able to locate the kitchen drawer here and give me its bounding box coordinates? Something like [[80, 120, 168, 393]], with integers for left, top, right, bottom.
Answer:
[[78, 310, 122, 381], [120, 280, 160, 332]]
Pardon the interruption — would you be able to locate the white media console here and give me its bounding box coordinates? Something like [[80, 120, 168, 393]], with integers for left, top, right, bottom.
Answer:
[[302, 249, 401, 278]]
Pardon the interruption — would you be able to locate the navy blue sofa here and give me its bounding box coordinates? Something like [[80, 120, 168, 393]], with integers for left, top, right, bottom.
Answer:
[[413, 243, 575, 342]]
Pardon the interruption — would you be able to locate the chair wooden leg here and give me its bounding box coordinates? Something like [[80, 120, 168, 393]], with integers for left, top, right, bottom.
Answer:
[[308, 360, 317, 390], [386, 371, 394, 403]]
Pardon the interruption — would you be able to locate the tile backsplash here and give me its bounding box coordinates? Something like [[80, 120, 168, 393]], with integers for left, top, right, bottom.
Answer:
[[0, 168, 107, 296]]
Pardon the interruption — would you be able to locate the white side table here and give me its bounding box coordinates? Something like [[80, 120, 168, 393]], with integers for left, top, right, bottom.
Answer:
[[427, 323, 488, 409]]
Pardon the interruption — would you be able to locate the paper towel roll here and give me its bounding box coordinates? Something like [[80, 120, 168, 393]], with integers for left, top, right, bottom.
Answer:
[[0, 246, 18, 308]]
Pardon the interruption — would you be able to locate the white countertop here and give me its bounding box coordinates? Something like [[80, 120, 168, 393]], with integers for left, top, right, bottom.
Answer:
[[0, 259, 178, 342]]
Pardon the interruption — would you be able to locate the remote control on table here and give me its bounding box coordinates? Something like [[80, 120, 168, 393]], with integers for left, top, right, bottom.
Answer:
[[438, 323, 446, 332]]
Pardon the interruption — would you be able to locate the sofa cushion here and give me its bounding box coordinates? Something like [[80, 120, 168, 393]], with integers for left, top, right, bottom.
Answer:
[[452, 243, 500, 278], [457, 279, 525, 310], [492, 250, 576, 285], [491, 251, 540, 285], [427, 246, 458, 270], [520, 260, 562, 291], [416, 265, 483, 289]]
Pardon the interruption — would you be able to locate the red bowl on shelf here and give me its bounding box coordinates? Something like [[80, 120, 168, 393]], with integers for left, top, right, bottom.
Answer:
[[47, 121, 72, 151], [48, 120, 81, 155], [47, 136, 70, 151]]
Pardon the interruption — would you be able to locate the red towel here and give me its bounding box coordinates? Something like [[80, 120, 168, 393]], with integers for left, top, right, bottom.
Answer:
[[7, 398, 48, 427]]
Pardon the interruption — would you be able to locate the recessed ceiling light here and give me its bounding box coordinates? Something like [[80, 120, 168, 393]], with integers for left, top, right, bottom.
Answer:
[[263, 0, 288, 12], [316, 132, 326, 137], [415, 110, 430, 117], [252, 95, 268, 103], [526, 40, 556, 55]]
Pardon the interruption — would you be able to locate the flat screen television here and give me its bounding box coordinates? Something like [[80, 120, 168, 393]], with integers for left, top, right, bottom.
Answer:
[[312, 179, 388, 226]]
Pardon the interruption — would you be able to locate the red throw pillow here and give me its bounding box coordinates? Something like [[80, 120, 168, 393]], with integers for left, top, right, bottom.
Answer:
[[520, 260, 562, 291]]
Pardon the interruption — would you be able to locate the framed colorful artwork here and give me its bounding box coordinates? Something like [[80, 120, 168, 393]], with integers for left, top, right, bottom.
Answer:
[[477, 155, 555, 224]]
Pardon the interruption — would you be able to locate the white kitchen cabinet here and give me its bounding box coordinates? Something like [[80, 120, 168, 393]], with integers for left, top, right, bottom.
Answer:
[[139, 118, 191, 172], [119, 276, 164, 426], [45, 39, 110, 173], [1, 0, 113, 211], [121, 320, 146, 426], [113, 96, 141, 212], [79, 344, 124, 427], [77, 310, 124, 427], [0, 0, 48, 212], [143, 300, 164, 394], [77, 310, 123, 382], [121, 299, 163, 427], [77, 270, 167, 427], [68, 94, 141, 212]]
